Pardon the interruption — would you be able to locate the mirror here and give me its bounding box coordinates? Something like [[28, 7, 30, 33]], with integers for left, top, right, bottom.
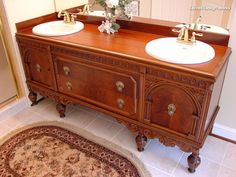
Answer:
[[54, 0, 235, 34]]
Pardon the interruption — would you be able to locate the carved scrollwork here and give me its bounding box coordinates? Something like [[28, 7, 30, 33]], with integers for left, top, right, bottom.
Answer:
[[51, 47, 141, 73], [145, 76, 207, 112], [17, 38, 49, 52], [116, 120, 199, 153], [146, 69, 212, 90], [28, 84, 74, 105]]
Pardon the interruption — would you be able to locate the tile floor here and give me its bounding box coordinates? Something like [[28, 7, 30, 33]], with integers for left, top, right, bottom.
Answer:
[[0, 98, 236, 177]]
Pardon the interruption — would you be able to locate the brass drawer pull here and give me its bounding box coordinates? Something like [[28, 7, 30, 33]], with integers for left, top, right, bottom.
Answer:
[[63, 66, 70, 75], [168, 104, 176, 117], [35, 64, 41, 72], [117, 98, 125, 109], [116, 81, 125, 92], [66, 82, 72, 91]]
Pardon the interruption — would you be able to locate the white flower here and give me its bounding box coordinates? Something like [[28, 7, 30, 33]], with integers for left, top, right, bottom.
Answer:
[[106, 0, 119, 8], [98, 20, 116, 34]]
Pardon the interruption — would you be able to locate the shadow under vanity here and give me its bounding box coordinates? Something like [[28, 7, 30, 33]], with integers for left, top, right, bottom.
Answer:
[[15, 12, 231, 173]]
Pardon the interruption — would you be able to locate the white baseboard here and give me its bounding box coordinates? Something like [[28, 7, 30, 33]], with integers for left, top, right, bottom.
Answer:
[[212, 123, 236, 142], [0, 98, 29, 120]]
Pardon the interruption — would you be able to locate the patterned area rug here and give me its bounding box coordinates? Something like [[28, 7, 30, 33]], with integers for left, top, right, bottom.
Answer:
[[0, 122, 151, 177]]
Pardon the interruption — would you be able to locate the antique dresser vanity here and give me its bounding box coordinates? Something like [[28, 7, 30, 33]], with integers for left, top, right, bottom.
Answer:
[[16, 13, 231, 173]]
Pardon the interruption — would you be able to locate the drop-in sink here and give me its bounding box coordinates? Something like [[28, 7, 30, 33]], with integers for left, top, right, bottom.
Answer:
[[145, 37, 215, 64], [175, 23, 229, 35], [32, 21, 84, 36]]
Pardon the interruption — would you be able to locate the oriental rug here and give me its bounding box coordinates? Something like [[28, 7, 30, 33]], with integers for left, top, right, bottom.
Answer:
[[0, 122, 151, 177]]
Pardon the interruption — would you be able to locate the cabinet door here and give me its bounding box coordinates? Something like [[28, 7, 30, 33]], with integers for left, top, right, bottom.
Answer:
[[54, 57, 140, 119], [18, 40, 55, 89], [144, 85, 199, 139]]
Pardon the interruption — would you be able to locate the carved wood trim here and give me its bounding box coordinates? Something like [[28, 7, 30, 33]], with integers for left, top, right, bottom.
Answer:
[[145, 77, 207, 112], [28, 84, 74, 105], [17, 38, 50, 52], [146, 69, 212, 89], [117, 120, 199, 153], [51, 47, 141, 73]]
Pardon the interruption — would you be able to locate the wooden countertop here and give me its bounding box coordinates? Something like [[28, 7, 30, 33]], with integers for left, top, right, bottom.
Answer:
[[16, 14, 232, 82]]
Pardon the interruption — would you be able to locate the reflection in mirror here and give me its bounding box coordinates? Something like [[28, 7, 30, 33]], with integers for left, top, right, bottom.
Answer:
[[54, 0, 235, 34]]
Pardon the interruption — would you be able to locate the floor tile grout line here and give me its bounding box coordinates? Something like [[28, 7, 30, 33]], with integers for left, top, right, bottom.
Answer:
[[110, 126, 125, 141], [96, 114, 121, 125], [146, 164, 172, 177], [75, 106, 102, 117], [216, 165, 222, 177], [220, 163, 236, 172], [219, 142, 229, 166], [145, 163, 173, 176], [171, 151, 185, 176], [139, 139, 157, 160], [84, 116, 99, 129]]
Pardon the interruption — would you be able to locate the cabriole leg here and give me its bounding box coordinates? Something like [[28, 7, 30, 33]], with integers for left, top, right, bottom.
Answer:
[[28, 91, 37, 106], [187, 150, 201, 173], [56, 103, 66, 118], [135, 133, 147, 152]]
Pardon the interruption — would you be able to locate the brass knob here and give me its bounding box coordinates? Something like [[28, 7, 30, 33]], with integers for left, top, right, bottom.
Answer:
[[35, 64, 41, 72], [66, 82, 72, 91], [168, 104, 176, 117], [63, 66, 70, 75], [117, 98, 125, 109], [116, 81, 125, 92]]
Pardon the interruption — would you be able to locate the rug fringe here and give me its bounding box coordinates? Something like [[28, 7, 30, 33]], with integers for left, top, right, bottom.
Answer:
[[0, 121, 152, 177]]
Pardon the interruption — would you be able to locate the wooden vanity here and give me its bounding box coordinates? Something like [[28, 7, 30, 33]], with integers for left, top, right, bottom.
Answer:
[[16, 13, 231, 173]]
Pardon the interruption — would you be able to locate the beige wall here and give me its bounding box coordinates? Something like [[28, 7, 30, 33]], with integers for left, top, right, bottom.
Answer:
[[140, 0, 151, 18], [54, 0, 88, 11], [216, 2, 236, 129], [151, 0, 193, 23]]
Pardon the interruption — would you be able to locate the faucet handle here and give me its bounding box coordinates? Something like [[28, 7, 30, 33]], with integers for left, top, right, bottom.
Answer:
[[172, 26, 188, 41], [172, 28, 181, 33], [70, 13, 77, 24], [191, 32, 203, 43], [57, 10, 71, 23]]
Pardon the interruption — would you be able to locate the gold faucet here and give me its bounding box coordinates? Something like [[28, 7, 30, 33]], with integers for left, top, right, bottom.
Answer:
[[77, 1, 96, 15], [193, 16, 202, 30], [58, 10, 77, 24], [172, 26, 203, 45], [82, 4, 90, 15]]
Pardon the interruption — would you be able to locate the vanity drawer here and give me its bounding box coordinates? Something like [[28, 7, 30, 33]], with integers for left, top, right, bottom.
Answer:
[[54, 57, 139, 119], [144, 84, 200, 139]]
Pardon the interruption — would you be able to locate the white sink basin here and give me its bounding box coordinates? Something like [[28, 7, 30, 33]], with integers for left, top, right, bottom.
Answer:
[[175, 23, 229, 35], [32, 21, 84, 36], [145, 37, 215, 64]]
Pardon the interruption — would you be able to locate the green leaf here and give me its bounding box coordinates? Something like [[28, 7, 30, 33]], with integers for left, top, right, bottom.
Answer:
[[112, 23, 120, 30], [95, 0, 107, 7]]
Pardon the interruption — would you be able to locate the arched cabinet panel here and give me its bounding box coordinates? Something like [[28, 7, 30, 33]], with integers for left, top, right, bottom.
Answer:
[[144, 84, 200, 139]]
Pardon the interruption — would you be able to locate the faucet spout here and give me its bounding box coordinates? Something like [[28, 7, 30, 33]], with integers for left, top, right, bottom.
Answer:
[[82, 4, 90, 15], [172, 26, 202, 45], [193, 16, 202, 30], [58, 10, 71, 23]]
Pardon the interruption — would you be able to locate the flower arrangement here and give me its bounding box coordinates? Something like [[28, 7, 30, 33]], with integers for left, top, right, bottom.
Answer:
[[95, 0, 134, 34]]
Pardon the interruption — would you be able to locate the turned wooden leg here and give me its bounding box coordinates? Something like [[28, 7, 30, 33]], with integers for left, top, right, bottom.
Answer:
[[135, 133, 147, 152], [28, 91, 37, 106], [56, 103, 66, 118], [187, 151, 201, 173]]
